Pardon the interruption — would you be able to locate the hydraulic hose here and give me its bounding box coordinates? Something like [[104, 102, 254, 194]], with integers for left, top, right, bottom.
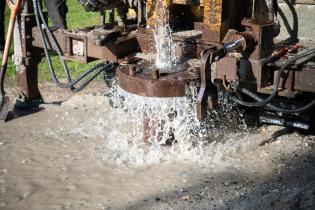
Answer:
[[231, 48, 315, 108], [32, 0, 114, 91], [33, 0, 72, 84], [72, 66, 106, 92], [235, 86, 315, 114]]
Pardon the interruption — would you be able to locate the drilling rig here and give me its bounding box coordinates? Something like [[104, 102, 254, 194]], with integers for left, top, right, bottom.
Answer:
[[8, 0, 315, 133]]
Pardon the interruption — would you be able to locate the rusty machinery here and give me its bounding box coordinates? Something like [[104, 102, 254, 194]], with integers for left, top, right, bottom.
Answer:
[[12, 0, 315, 134]]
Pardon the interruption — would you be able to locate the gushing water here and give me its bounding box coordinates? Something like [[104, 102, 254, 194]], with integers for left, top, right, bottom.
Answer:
[[153, 0, 177, 71], [53, 1, 250, 168], [102, 83, 248, 167], [51, 82, 250, 168]]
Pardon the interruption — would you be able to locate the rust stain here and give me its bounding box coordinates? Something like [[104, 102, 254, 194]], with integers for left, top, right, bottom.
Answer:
[[203, 0, 223, 30], [146, 0, 171, 27]]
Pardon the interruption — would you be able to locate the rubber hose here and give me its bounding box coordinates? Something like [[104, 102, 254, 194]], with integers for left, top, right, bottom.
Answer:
[[33, 0, 114, 91], [231, 48, 315, 107], [235, 86, 315, 114]]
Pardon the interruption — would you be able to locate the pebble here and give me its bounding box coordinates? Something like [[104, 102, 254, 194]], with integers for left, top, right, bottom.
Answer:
[[181, 195, 191, 200], [21, 159, 30, 164]]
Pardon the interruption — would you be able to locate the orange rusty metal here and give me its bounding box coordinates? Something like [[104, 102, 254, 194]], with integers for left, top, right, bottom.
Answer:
[[203, 0, 224, 42], [146, 0, 171, 28], [117, 64, 189, 98], [202, 0, 240, 43]]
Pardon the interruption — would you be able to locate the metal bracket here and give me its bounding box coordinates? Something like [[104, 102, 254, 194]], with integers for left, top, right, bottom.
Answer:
[[196, 48, 218, 121], [64, 35, 88, 64]]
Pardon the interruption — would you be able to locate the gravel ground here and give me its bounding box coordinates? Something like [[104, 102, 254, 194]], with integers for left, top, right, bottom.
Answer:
[[0, 81, 314, 210]]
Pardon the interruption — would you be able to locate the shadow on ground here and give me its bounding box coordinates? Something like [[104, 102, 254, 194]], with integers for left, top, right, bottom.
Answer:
[[6, 100, 63, 122], [125, 141, 315, 210]]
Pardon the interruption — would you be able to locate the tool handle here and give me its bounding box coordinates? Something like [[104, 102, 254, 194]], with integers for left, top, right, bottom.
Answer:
[[1, 0, 22, 66], [6, 0, 22, 16], [0, 14, 16, 89], [1, 18, 15, 66], [0, 0, 22, 94]]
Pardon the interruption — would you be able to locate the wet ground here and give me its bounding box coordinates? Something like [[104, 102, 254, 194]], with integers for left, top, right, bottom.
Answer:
[[0, 81, 314, 210]]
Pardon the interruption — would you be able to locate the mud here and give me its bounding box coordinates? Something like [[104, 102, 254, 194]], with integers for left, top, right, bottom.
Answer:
[[0, 81, 314, 210]]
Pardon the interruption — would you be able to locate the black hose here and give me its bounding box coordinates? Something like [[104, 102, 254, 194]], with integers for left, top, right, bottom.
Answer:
[[235, 87, 279, 110], [32, 0, 114, 91], [35, 0, 72, 84], [33, 0, 65, 87], [72, 67, 106, 92], [231, 48, 315, 107], [235, 86, 315, 114]]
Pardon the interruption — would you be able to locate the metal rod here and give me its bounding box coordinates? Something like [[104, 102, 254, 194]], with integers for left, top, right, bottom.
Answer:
[[260, 115, 310, 130]]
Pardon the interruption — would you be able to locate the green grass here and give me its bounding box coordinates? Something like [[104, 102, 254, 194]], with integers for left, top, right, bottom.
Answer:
[[2, 0, 102, 86]]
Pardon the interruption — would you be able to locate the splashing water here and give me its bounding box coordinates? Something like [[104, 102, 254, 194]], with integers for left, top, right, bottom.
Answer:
[[153, 1, 177, 71], [154, 23, 177, 70], [53, 1, 249, 168], [102, 83, 248, 167]]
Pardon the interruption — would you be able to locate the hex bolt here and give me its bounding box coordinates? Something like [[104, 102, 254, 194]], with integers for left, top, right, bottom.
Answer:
[[26, 52, 31, 56], [129, 65, 135, 76], [152, 69, 159, 80]]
